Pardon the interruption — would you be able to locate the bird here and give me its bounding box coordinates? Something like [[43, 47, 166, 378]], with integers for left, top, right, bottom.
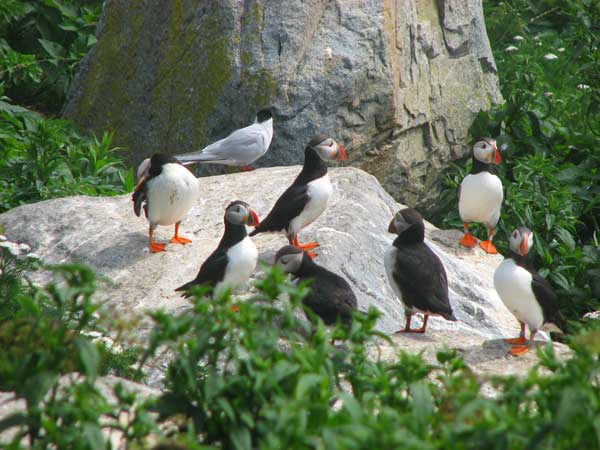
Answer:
[[174, 108, 273, 171], [493, 226, 563, 356], [457, 138, 503, 254], [175, 201, 260, 298], [249, 134, 346, 257], [384, 207, 457, 333], [274, 245, 358, 324], [132, 153, 199, 253]]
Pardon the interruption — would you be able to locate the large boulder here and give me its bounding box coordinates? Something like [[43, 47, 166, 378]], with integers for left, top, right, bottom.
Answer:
[[62, 0, 501, 213], [3, 167, 533, 340]]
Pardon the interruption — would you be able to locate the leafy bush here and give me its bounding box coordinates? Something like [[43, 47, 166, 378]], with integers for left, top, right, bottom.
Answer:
[[0, 106, 134, 213], [1, 263, 600, 449], [0, 0, 103, 114], [435, 0, 600, 326]]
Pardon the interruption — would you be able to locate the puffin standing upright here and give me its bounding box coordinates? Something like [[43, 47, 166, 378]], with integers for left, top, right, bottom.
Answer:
[[494, 226, 563, 356], [175, 108, 273, 171], [457, 138, 503, 254], [384, 208, 457, 333], [249, 134, 346, 256], [133, 153, 199, 252], [176, 201, 260, 297], [274, 245, 358, 324]]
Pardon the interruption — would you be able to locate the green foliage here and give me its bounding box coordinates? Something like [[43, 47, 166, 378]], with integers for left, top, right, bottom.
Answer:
[[436, 0, 600, 325], [0, 0, 103, 113], [0, 107, 132, 213]]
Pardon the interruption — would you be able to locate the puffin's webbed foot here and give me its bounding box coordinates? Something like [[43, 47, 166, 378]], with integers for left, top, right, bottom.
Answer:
[[504, 336, 528, 344], [240, 166, 255, 172], [510, 345, 530, 356], [459, 233, 477, 248], [149, 241, 166, 253], [171, 235, 192, 245], [479, 240, 497, 254]]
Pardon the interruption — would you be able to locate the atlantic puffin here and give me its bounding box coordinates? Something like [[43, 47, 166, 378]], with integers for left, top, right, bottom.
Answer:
[[493, 226, 563, 356], [133, 153, 199, 253], [457, 138, 503, 254], [175, 108, 273, 171], [249, 134, 346, 256], [176, 201, 260, 297], [384, 208, 457, 333], [274, 245, 358, 324]]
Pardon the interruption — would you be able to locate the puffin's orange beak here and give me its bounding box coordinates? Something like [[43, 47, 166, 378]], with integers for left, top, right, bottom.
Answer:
[[520, 237, 528, 256], [337, 144, 347, 161], [133, 176, 146, 193], [247, 209, 260, 227], [388, 219, 397, 234], [493, 146, 502, 164]]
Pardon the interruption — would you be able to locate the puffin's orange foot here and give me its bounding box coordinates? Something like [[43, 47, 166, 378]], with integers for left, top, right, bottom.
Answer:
[[297, 241, 319, 251], [149, 242, 166, 253], [510, 345, 530, 356], [240, 166, 255, 172], [459, 233, 477, 248], [230, 305, 240, 313], [479, 240, 498, 254], [306, 251, 318, 259], [504, 336, 528, 345], [170, 235, 192, 245]]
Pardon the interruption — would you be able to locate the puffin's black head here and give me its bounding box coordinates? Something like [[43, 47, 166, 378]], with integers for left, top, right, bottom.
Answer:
[[509, 226, 534, 257], [388, 208, 425, 241], [472, 138, 501, 165], [306, 134, 346, 162], [274, 245, 305, 274], [136, 153, 179, 180], [224, 200, 260, 227], [256, 108, 273, 123]]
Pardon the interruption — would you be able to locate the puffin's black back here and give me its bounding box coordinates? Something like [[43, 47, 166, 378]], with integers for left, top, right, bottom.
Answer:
[[256, 108, 273, 123], [250, 134, 329, 236], [391, 214, 455, 320], [294, 253, 358, 324]]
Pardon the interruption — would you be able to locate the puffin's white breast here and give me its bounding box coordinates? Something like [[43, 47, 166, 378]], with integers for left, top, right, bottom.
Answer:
[[494, 258, 544, 331], [215, 236, 258, 296], [289, 174, 333, 236], [146, 164, 199, 226], [458, 172, 503, 227]]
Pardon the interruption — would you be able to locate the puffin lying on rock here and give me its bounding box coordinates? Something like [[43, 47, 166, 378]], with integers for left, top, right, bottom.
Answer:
[[175, 108, 273, 172], [457, 138, 503, 254], [274, 245, 357, 325], [494, 226, 563, 356], [249, 134, 346, 258], [384, 208, 457, 333], [176, 200, 260, 298], [133, 153, 199, 253]]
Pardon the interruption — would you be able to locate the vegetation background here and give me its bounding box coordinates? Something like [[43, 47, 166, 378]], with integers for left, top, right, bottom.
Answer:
[[0, 1, 599, 449]]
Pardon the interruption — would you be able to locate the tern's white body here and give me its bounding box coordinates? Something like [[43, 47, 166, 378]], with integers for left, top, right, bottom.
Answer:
[[215, 236, 258, 296], [176, 118, 273, 167], [288, 174, 333, 237], [146, 163, 199, 226], [458, 172, 503, 228], [494, 258, 544, 332]]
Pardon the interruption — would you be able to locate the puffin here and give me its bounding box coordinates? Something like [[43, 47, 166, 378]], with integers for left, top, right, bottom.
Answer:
[[493, 226, 563, 356], [274, 245, 358, 324], [384, 208, 457, 333], [249, 134, 346, 257], [132, 153, 199, 253], [176, 200, 260, 298], [175, 108, 273, 171], [457, 138, 503, 254]]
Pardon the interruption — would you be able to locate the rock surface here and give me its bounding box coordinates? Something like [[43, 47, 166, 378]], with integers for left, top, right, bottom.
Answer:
[[2, 166, 538, 340], [63, 0, 501, 213]]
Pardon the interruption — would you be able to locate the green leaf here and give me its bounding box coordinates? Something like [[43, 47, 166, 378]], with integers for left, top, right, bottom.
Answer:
[[75, 337, 99, 380], [82, 422, 105, 449], [38, 38, 66, 58], [294, 374, 322, 400], [229, 426, 251, 450]]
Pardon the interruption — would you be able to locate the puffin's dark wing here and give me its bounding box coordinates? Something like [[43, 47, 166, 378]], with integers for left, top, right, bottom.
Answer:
[[250, 183, 309, 235], [531, 272, 562, 326], [393, 243, 455, 320], [175, 249, 229, 295], [132, 179, 149, 217], [456, 182, 462, 204]]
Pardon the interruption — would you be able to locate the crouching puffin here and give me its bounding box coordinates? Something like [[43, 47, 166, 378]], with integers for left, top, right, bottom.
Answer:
[[249, 134, 346, 257], [175, 108, 273, 171], [274, 245, 358, 324], [133, 153, 199, 252], [384, 208, 457, 333], [493, 227, 563, 356], [457, 138, 503, 254], [176, 201, 260, 298]]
